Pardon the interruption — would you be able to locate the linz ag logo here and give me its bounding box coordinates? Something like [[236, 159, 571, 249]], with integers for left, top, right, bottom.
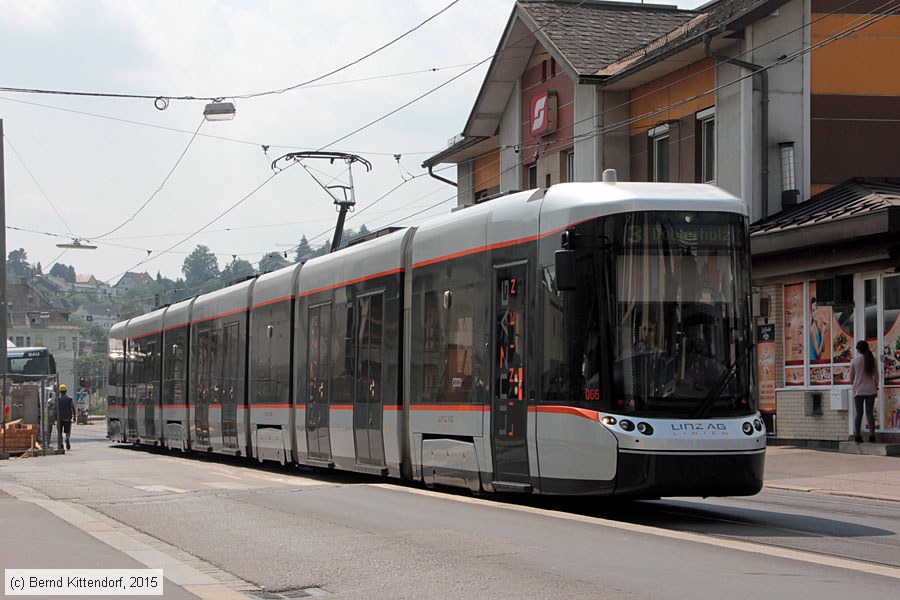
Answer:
[[671, 423, 729, 437]]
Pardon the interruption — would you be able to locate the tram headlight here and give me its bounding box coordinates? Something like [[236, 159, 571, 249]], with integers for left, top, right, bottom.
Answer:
[[600, 416, 617, 426], [753, 418, 763, 432], [742, 422, 754, 435], [619, 419, 635, 432], [636, 422, 654, 436]]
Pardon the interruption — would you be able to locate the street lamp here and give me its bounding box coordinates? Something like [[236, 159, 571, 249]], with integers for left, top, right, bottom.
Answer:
[[203, 101, 236, 122], [56, 238, 98, 250]]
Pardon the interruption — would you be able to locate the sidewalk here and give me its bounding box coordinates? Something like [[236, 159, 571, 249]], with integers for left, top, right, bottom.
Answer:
[[764, 444, 900, 503]]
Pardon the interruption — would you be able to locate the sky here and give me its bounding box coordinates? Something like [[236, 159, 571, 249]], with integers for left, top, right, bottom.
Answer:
[[1, 0, 708, 285]]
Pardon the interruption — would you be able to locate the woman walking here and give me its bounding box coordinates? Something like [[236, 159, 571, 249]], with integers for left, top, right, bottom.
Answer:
[[849, 340, 878, 443]]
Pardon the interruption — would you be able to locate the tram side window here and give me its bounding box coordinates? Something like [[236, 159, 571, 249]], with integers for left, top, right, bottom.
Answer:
[[422, 285, 477, 403], [331, 302, 354, 404], [144, 337, 161, 404], [356, 295, 384, 405], [269, 304, 291, 406], [253, 313, 271, 404], [308, 304, 331, 405], [192, 329, 210, 406], [164, 327, 187, 405], [222, 322, 240, 406]]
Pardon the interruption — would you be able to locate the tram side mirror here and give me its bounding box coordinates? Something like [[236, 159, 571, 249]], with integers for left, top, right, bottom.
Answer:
[[555, 250, 576, 291]]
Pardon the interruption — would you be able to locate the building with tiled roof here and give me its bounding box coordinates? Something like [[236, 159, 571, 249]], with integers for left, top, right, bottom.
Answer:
[[6, 279, 81, 391], [424, 0, 900, 444]]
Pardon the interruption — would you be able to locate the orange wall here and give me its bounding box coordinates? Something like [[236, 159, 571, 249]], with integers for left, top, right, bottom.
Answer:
[[811, 14, 900, 95], [473, 152, 500, 193], [630, 58, 716, 136]]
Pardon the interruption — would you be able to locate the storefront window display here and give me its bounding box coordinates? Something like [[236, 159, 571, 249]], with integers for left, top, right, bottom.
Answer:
[[784, 275, 900, 434], [883, 275, 900, 431], [783, 281, 840, 386]]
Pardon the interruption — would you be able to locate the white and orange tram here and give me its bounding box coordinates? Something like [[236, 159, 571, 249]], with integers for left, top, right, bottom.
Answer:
[[108, 180, 765, 498]]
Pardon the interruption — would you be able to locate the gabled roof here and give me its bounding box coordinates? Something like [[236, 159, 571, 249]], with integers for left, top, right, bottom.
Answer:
[[593, 0, 791, 89], [75, 274, 98, 285], [116, 271, 154, 287], [463, 1, 697, 139], [520, 0, 697, 77], [6, 281, 76, 328], [750, 178, 900, 256]]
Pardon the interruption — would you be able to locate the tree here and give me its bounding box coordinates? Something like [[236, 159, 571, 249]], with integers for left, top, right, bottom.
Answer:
[[182, 245, 220, 292], [221, 257, 255, 283], [7, 248, 30, 278], [294, 235, 312, 263], [50, 262, 76, 283], [258, 251, 286, 274]]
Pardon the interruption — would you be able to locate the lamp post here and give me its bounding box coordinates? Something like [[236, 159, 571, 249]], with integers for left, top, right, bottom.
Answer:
[[1, 119, 8, 459]]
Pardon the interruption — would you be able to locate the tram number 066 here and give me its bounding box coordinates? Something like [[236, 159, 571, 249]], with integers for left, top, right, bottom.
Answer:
[[584, 388, 601, 401]]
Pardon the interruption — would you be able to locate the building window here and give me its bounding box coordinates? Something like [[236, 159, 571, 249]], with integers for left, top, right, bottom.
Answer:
[[648, 124, 670, 182], [16, 336, 25, 347], [567, 150, 575, 182], [528, 164, 537, 189], [696, 107, 716, 184], [58, 337, 66, 351]]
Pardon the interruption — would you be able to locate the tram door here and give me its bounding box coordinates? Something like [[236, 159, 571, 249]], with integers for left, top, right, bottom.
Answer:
[[353, 294, 385, 467], [492, 264, 529, 485], [306, 304, 332, 461]]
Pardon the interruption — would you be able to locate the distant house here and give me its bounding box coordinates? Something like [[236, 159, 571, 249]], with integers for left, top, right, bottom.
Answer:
[[6, 279, 81, 391], [75, 303, 119, 330], [75, 274, 99, 288], [75, 273, 112, 299], [113, 271, 154, 297]]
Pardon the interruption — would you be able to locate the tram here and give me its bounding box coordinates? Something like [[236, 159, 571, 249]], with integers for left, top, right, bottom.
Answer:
[[108, 178, 765, 498]]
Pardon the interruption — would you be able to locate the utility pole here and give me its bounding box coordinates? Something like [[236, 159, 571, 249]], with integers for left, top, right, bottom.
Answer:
[[1, 119, 8, 459]]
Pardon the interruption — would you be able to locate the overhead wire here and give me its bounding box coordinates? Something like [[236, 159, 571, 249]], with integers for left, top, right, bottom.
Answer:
[[0, 0, 465, 103], [2, 131, 78, 238], [88, 118, 205, 240]]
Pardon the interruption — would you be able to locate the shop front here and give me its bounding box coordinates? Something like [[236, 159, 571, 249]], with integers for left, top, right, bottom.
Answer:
[[750, 178, 900, 443]]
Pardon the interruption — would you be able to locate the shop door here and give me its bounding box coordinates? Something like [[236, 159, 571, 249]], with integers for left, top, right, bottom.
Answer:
[[491, 263, 530, 487]]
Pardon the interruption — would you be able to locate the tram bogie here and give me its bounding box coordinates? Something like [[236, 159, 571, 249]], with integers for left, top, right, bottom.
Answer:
[[109, 181, 765, 498]]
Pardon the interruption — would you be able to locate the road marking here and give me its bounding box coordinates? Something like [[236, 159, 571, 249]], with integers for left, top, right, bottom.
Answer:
[[202, 482, 255, 490], [135, 485, 188, 494], [0, 484, 254, 600], [370, 483, 900, 581]]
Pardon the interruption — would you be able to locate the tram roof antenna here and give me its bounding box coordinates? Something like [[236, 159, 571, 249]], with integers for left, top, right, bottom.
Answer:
[[270, 151, 373, 253]]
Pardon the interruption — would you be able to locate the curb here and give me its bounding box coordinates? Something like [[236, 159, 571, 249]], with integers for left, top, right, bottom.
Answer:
[[765, 483, 900, 504]]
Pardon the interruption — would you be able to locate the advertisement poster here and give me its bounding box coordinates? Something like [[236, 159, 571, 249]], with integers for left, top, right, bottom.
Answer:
[[810, 366, 832, 386], [757, 324, 776, 413], [785, 367, 805, 387], [784, 283, 805, 366], [809, 281, 832, 364], [883, 388, 900, 432], [884, 309, 900, 384], [832, 308, 854, 365]]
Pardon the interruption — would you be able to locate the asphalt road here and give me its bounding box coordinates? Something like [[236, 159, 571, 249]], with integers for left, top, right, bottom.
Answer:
[[2, 425, 898, 600]]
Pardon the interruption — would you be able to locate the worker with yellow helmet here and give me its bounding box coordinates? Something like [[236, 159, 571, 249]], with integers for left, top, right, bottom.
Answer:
[[57, 384, 75, 450]]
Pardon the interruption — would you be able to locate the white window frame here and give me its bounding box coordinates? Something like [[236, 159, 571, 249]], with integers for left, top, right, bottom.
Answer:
[[648, 124, 670, 183], [697, 107, 716, 184]]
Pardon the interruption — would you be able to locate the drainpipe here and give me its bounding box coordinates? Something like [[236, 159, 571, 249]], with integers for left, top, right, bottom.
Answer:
[[704, 34, 769, 218], [427, 165, 457, 187]]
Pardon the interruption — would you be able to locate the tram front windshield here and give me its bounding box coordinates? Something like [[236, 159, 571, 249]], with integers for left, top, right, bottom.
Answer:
[[558, 211, 753, 418]]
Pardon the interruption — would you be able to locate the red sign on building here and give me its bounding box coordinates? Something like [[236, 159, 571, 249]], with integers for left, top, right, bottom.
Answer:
[[529, 91, 557, 137]]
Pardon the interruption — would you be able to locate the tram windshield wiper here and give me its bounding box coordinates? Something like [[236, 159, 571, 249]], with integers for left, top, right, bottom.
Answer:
[[691, 342, 752, 419]]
